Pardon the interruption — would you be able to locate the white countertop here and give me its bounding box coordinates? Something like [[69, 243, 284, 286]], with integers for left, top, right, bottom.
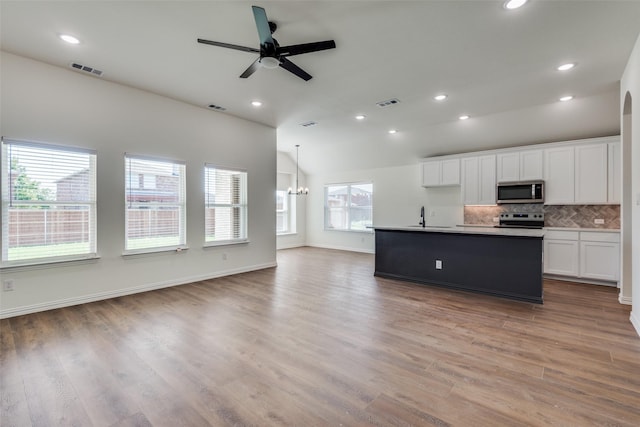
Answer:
[[543, 227, 619, 233], [373, 225, 545, 238]]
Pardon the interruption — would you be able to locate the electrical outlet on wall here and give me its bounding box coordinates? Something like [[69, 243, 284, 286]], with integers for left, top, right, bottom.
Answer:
[[594, 218, 605, 225], [3, 279, 15, 292], [435, 260, 443, 270]]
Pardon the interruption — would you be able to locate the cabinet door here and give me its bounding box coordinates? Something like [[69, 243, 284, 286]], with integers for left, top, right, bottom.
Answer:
[[519, 150, 544, 181], [461, 157, 479, 204], [575, 144, 608, 204], [544, 147, 574, 204], [497, 152, 520, 182], [544, 239, 579, 276], [478, 155, 496, 204], [440, 159, 460, 186], [422, 161, 441, 187], [608, 141, 621, 204], [580, 241, 619, 281]]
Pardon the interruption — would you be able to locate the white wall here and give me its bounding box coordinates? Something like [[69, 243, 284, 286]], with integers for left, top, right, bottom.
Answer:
[[620, 33, 640, 336], [276, 151, 307, 250], [306, 163, 464, 253], [0, 52, 277, 318]]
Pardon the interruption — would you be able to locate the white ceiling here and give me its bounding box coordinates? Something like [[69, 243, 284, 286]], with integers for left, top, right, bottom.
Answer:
[[2, 1, 640, 175]]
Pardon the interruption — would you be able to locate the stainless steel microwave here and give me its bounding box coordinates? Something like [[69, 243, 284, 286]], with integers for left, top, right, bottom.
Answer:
[[496, 181, 544, 204]]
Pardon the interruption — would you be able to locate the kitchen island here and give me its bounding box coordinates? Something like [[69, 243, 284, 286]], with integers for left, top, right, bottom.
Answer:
[[374, 226, 544, 303]]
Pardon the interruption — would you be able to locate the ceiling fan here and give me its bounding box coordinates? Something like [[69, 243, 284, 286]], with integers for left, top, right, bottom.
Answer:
[[197, 5, 336, 81]]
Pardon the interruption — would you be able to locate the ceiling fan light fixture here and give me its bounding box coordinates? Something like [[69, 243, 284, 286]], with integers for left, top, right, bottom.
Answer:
[[504, 0, 528, 10], [260, 56, 280, 69]]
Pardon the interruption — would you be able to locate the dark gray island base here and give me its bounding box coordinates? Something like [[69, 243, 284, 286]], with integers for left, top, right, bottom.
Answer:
[[374, 227, 544, 304]]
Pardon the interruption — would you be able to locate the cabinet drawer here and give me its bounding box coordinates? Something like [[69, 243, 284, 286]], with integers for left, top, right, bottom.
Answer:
[[544, 230, 579, 240], [580, 232, 620, 243]]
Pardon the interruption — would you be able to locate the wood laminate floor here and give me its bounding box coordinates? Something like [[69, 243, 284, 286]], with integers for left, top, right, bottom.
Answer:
[[2, 247, 639, 426]]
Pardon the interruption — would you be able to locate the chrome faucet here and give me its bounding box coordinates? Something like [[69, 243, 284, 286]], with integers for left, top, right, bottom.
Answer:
[[419, 206, 425, 227]]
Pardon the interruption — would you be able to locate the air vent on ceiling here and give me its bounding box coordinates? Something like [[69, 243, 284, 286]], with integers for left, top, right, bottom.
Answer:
[[300, 121, 318, 127], [207, 104, 227, 111], [69, 62, 104, 77], [376, 98, 401, 108]]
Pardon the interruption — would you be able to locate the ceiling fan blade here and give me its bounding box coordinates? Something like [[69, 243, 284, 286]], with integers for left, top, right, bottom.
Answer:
[[279, 57, 312, 81], [197, 38, 259, 53], [239, 58, 261, 79], [278, 40, 336, 57], [252, 6, 274, 46]]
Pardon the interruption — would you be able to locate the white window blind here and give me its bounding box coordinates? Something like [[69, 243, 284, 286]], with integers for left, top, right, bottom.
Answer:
[[324, 182, 373, 231], [205, 165, 247, 244], [1, 139, 97, 266], [125, 154, 186, 253]]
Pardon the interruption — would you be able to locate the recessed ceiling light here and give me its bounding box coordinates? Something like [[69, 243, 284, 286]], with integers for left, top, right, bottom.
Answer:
[[459, 115, 470, 120], [559, 95, 574, 102], [503, 0, 528, 10], [251, 100, 262, 107], [557, 63, 576, 71], [355, 115, 366, 120], [434, 94, 448, 101], [388, 129, 398, 134], [59, 34, 80, 44]]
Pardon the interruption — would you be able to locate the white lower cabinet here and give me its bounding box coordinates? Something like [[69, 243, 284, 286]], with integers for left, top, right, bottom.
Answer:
[[544, 229, 620, 283], [544, 231, 579, 276], [579, 232, 620, 281]]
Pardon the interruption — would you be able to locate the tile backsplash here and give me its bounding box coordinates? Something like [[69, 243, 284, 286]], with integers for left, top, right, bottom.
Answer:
[[464, 204, 620, 229]]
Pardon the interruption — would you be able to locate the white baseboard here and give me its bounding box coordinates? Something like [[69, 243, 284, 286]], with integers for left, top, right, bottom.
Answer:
[[0, 262, 277, 319], [276, 242, 306, 250], [631, 311, 640, 338], [543, 274, 617, 287], [307, 243, 375, 254], [619, 294, 632, 305]]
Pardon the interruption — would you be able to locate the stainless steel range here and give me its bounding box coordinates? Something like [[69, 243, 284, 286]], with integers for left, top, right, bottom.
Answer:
[[496, 212, 545, 229]]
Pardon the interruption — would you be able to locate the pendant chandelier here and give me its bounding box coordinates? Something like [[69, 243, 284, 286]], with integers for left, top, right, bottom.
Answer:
[[288, 144, 309, 195]]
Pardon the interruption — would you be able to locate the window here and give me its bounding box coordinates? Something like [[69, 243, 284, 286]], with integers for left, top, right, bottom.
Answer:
[[324, 182, 373, 231], [125, 154, 186, 253], [276, 190, 289, 233], [205, 165, 247, 245], [1, 139, 97, 266], [276, 172, 295, 235]]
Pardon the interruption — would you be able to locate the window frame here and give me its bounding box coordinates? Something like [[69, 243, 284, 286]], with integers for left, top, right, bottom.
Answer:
[[324, 181, 373, 233], [1, 138, 98, 268], [123, 153, 187, 255], [204, 164, 248, 247]]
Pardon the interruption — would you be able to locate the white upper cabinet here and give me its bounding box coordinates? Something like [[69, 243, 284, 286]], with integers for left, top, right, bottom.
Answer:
[[423, 136, 620, 205], [496, 152, 519, 182], [544, 146, 575, 205], [462, 155, 496, 205], [422, 158, 460, 187], [422, 161, 441, 187], [575, 144, 608, 204], [519, 150, 544, 181], [608, 141, 621, 204], [497, 150, 543, 182]]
